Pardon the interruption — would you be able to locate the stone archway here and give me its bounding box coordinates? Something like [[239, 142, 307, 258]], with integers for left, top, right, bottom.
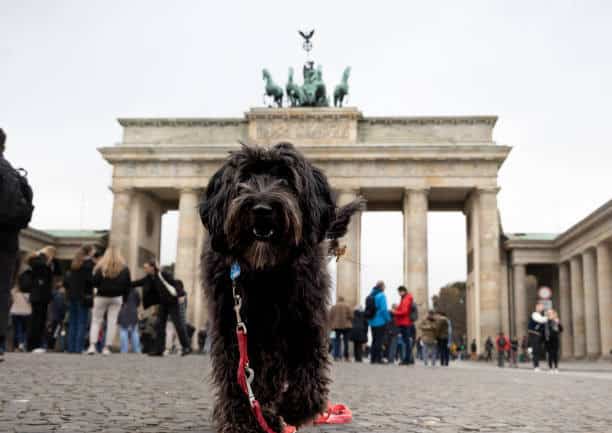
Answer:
[[100, 107, 511, 353]]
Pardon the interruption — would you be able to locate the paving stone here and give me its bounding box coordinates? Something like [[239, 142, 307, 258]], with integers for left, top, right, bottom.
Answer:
[[1, 354, 611, 432]]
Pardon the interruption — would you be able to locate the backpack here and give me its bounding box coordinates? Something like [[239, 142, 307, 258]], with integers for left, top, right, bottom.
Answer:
[[364, 294, 377, 320], [18, 269, 33, 293], [498, 336, 506, 348], [0, 159, 34, 229], [409, 300, 419, 322]]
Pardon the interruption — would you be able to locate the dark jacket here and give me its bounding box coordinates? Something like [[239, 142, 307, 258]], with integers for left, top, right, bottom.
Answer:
[[132, 271, 179, 308], [64, 258, 95, 305], [350, 309, 368, 343], [0, 156, 21, 253], [118, 288, 141, 328], [49, 288, 66, 323], [92, 267, 131, 298], [28, 253, 61, 303]]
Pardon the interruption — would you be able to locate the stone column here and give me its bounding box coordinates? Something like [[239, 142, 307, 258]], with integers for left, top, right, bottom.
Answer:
[[403, 188, 429, 320], [513, 264, 527, 339], [335, 189, 361, 308], [109, 187, 132, 259], [478, 188, 502, 344], [582, 249, 601, 358], [192, 213, 208, 347], [175, 188, 200, 325], [596, 242, 611, 358], [559, 262, 573, 358], [570, 256, 586, 358]]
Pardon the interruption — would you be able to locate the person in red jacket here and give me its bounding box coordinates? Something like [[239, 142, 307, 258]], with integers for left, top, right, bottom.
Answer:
[[391, 286, 415, 365], [495, 331, 511, 368]]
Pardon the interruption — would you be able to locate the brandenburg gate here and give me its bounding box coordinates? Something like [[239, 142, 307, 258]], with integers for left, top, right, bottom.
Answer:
[[100, 107, 511, 353]]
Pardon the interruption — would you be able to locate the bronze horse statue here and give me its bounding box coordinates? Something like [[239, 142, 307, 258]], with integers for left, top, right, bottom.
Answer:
[[262, 68, 283, 107], [334, 67, 351, 107]]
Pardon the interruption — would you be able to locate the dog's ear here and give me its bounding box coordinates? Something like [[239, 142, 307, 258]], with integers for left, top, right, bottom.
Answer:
[[307, 166, 336, 243], [200, 165, 230, 252]]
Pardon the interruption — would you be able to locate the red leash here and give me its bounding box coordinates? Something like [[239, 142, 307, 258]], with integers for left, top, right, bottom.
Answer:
[[231, 263, 281, 433]]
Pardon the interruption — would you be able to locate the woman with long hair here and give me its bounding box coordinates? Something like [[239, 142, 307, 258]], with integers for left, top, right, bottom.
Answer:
[[64, 245, 95, 353], [544, 309, 563, 373], [87, 246, 131, 355], [28, 246, 61, 352]]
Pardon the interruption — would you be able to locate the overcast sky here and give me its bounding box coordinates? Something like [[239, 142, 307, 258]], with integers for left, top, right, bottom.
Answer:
[[1, 1, 611, 305]]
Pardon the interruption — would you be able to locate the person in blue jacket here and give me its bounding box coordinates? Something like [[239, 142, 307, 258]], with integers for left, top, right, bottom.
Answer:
[[367, 281, 391, 364]]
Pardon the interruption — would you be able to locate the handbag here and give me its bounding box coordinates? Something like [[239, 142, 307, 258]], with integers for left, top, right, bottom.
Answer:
[[158, 272, 177, 297]]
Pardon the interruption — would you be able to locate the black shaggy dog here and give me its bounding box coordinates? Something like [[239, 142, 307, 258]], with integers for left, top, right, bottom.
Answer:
[[199, 142, 363, 433]]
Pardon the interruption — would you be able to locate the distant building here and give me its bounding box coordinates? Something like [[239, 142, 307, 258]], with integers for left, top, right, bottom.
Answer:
[[18, 228, 108, 271]]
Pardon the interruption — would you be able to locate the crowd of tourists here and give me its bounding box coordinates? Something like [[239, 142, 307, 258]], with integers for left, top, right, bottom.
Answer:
[[328, 281, 565, 372], [1, 242, 212, 358]]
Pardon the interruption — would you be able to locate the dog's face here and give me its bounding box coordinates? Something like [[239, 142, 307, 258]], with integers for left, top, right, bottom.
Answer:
[[200, 142, 335, 270]]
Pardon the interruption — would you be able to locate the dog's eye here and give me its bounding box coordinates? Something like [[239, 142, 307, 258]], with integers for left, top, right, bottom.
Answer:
[[278, 179, 289, 188]]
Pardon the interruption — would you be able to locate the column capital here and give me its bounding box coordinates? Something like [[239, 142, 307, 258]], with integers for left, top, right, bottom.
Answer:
[[337, 187, 360, 195], [179, 187, 199, 195], [404, 187, 430, 194], [110, 186, 133, 195], [477, 186, 501, 195]]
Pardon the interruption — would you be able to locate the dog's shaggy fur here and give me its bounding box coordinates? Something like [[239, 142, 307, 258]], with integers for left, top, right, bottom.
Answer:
[[199, 142, 363, 433]]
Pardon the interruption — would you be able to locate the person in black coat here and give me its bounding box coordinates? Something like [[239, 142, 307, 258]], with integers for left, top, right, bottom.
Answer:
[[544, 309, 563, 372], [64, 245, 95, 353], [528, 302, 548, 371], [350, 307, 368, 362], [27, 246, 61, 352], [131, 260, 191, 356]]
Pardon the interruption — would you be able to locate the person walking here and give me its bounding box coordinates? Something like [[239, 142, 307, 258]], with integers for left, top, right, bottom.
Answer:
[[64, 245, 95, 353], [87, 246, 131, 355], [0, 128, 34, 361], [544, 309, 563, 373], [118, 285, 141, 354], [328, 296, 353, 361], [131, 261, 191, 356], [419, 310, 438, 367], [528, 302, 548, 371], [365, 281, 391, 364], [484, 337, 494, 362], [495, 331, 510, 368], [9, 269, 32, 351], [350, 306, 368, 362], [391, 286, 415, 365], [435, 311, 451, 367], [27, 246, 61, 353], [164, 279, 188, 355]]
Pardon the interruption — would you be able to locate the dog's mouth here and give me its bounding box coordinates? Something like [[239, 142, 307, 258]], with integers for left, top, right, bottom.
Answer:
[[253, 226, 275, 240]]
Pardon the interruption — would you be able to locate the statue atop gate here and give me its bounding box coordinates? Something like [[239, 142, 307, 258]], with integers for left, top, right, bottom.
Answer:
[[262, 30, 351, 108]]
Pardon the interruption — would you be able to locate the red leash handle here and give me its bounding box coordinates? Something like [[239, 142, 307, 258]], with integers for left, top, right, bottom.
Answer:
[[236, 328, 278, 433]]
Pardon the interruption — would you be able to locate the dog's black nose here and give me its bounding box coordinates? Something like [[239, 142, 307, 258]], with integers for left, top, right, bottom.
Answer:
[[252, 203, 273, 217]]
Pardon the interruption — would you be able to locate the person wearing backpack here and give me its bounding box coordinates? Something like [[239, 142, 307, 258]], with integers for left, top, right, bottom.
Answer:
[[350, 307, 368, 362], [391, 286, 415, 365], [365, 281, 391, 364], [27, 246, 61, 353], [0, 129, 33, 361]]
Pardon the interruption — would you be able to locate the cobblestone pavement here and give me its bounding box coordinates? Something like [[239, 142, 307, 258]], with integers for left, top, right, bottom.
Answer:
[[1, 353, 611, 433]]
